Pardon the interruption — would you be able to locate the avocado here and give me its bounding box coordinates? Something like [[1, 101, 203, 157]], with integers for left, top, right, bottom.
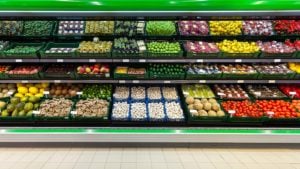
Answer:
[[11, 109, 18, 117], [6, 104, 15, 113], [1, 110, 9, 117], [26, 110, 33, 117], [29, 96, 39, 103], [10, 97, 20, 105]]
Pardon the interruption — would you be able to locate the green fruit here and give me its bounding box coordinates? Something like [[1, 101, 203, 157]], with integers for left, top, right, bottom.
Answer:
[[1, 110, 9, 117], [0, 101, 6, 110], [24, 102, 34, 112], [10, 97, 20, 105], [26, 110, 33, 117], [11, 109, 18, 117], [6, 104, 15, 113], [16, 102, 25, 111], [18, 110, 26, 117], [34, 103, 39, 110], [21, 96, 29, 102], [29, 96, 39, 103]]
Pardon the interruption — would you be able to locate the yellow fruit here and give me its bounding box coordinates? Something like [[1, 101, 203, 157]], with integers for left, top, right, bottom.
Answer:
[[29, 87, 38, 94], [41, 83, 49, 88], [35, 93, 43, 98], [18, 87, 28, 94], [14, 93, 24, 98], [26, 83, 33, 88], [39, 88, 44, 94], [17, 83, 24, 87], [25, 93, 33, 97], [34, 84, 42, 89]]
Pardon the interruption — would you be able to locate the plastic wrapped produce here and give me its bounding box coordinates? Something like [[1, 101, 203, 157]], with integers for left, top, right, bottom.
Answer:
[[147, 87, 162, 100], [115, 21, 145, 36], [112, 102, 129, 120], [148, 102, 165, 121], [165, 101, 184, 121], [113, 86, 130, 100], [218, 64, 257, 74], [242, 20, 274, 35], [257, 41, 296, 54], [254, 64, 295, 74], [130, 102, 147, 121], [131, 86, 145, 100], [77, 41, 112, 53], [162, 87, 178, 100], [182, 84, 215, 98], [114, 38, 146, 55], [178, 21, 209, 36], [188, 64, 221, 75], [246, 85, 287, 99]]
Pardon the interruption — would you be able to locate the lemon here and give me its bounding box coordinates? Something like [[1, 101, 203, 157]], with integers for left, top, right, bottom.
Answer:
[[39, 88, 44, 94], [14, 93, 24, 98], [35, 93, 43, 98], [18, 86, 28, 94], [29, 87, 38, 95]]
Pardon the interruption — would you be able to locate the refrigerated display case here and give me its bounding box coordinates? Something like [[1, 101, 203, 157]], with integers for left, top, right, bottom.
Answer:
[[0, 0, 300, 144]]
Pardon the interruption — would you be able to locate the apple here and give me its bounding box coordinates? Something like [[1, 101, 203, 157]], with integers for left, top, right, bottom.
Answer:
[[85, 67, 91, 73]]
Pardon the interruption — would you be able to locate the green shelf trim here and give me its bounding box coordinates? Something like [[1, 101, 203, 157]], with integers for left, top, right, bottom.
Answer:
[[0, 0, 299, 11], [5, 128, 300, 135]]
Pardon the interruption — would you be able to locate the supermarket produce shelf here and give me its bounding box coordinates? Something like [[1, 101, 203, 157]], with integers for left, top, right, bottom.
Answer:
[[0, 80, 299, 84], [1, 127, 300, 143], [1, 58, 300, 63]]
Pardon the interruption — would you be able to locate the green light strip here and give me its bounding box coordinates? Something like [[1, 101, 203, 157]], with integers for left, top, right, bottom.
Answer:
[[4, 128, 300, 135]]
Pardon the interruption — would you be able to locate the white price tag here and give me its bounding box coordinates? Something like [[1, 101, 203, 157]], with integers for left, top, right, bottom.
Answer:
[[217, 92, 225, 96], [7, 91, 14, 96], [122, 59, 129, 63], [237, 80, 244, 83], [268, 80, 276, 83], [89, 59, 96, 63], [274, 59, 281, 63], [235, 59, 242, 63], [196, 59, 203, 63], [119, 80, 126, 84], [57, 59, 64, 63], [139, 59, 146, 63], [289, 91, 297, 95], [228, 110, 236, 114], [133, 80, 140, 84], [43, 91, 50, 95], [15, 59, 22, 63], [21, 80, 29, 83], [183, 92, 189, 96], [76, 92, 83, 95], [267, 111, 274, 118], [254, 91, 261, 96], [199, 80, 206, 83], [105, 73, 110, 78], [54, 80, 61, 83], [190, 109, 198, 116], [32, 111, 40, 114], [70, 111, 77, 115], [164, 80, 171, 84]]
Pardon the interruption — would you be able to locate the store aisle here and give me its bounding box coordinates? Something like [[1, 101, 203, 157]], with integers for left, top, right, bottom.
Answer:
[[0, 147, 299, 169]]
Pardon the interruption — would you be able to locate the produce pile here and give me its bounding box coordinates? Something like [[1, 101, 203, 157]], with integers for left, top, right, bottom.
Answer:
[[256, 100, 299, 118], [77, 41, 112, 54], [82, 84, 112, 99], [146, 21, 176, 36], [48, 83, 82, 98], [148, 64, 185, 78], [217, 40, 259, 54], [209, 21, 243, 35], [15, 83, 48, 99], [246, 85, 287, 99], [274, 20, 300, 35], [285, 39, 300, 51], [0, 41, 9, 51], [147, 41, 181, 54], [74, 99, 109, 118], [0, 84, 16, 98], [242, 21, 274, 36], [4, 45, 42, 55], [218, 64, 257, 75], [112, 86, 184, 121], [58, 21, 84, 35], [0, 96, 40, 118], [182, 85, 215, 98], [45, 64, 75, 76], [214, 84, 249, 100], [23, 21, 54, 36], [253, 64, 295, 75], [0, 65, 11, 74], [178, 21, 209, 36], [185, 41, 219, 54], [85, 21, 114, 35], [186, 64, 221, 76], [279, 85, 300, 99], [115, 21, 145, 36], [45, 47, 76, 54], [0, 21, 23, 36], [76, 64, 110, 77], [113, 38, 146, 55], [288, 62, 300, 73], [38, 98, 73, 118], [7, 65, 42, 75], [257, 41, 296, 54], [115, 66, 147, 78], [222, 100, 263, 118]]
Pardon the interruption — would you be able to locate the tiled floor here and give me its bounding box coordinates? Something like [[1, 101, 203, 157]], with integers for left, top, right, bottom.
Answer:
[[0, 147, 300, 169]]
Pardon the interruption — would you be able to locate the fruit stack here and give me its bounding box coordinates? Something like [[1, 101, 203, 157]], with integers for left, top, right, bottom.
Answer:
[[178, 21, 209, 36], [148, 64, 185, 79], [147, 41, 182, 57], [218, 64, 258, 79], [114, 66, 147, 79], [246, 85, 287, 99], [186, 64, 221, 79], [274, 20, 300, 35], [115, 21, 145, 36], [182, 84, 215, 98], [242, 21, 274, 36], [85, 21, 114, 35], [43, 64, 75, 79], [57, 21, 84, 35], [256, 100, 299, 119], [7, 65, 43, 79], [209, 21, 243, 35], [257, 41, 296, 57], [77, 40, 112, 58], [0, 84, 16, 98], [222, 100, 263, 119], [184, 41, 219, 58], [217, 40, 259, 57], [0, 65, 11, 79], [15, 83, 48, 98], [76, 64, 110, 79], [254, 64, 295, 79], [214, 84, 249, 100], [48, 84, 82, 98]]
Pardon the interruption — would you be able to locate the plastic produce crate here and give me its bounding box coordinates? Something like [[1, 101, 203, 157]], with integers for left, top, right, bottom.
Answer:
[[147, 51, 183, 58], [257, 73, 296, 80], [260, 52, 296, 58], [76, 51, 112, 59], [186, 51, 220, 59], [185, 73, 222, 80], [114, 72, 148, 79], [75, 72, 111, 79], [7, 73, 40, 80], [221, 73, 259, 80], [40, 71, 75, 79], [40, 42, 78, 58], [148, 72, 185, 80], [112, 50, 147, 58], [3, 43, 44, 59]]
